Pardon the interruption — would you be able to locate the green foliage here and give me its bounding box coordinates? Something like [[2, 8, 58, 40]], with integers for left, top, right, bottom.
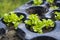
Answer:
[[46, 0, 54, 4], [33, 0, 43, 6], [25, 14, 40, 25], [46, 0, 58, 10], [55, 11, 60, 20], [25, 14, 44, 33], [0, 0, 29, 18], [42, 19, 54, 29], [3, 12, 24, 29], [25, 14, 54, 34], [50, 6, 58, 10]]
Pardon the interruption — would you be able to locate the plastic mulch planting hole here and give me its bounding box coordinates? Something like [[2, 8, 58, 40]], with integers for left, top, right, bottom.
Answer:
[[31, 36, 57, 40], [1, 12, 26, 24], [26, 6, 47, 15], [26, 22, 56, 33], [26, 6, 48, 18], [51, 9, 60, 21]]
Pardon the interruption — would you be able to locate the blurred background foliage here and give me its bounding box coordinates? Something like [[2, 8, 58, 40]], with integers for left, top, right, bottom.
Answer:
[[0, 0, 29, 18]]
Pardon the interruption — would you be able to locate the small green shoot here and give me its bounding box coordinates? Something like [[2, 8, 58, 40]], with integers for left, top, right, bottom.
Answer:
[[33, 0, 43, 6], [55, 11, 60, 20], [50, 6, 58, 10], [42, 19, 54, 29], [46, 0, 54, 4]]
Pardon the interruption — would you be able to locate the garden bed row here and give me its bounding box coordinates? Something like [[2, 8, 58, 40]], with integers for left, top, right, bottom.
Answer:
[[0, 0, 60, 40]]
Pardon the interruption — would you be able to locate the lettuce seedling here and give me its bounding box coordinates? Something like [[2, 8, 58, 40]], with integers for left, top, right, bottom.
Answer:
[[33, 0, 43, 6], [46, 0, 54, 4], [42, 19, 54, 29], [32, 20, 45, 33], [3, 12, 24, 29], [46, 0, 54, 7], [46, 0, 58, 10], [25, 14, 45, 33], [55, 11, 60, 20], [50, 6, 58, 10], [25, 14, 40, 25], [25, 14, 54, 34]]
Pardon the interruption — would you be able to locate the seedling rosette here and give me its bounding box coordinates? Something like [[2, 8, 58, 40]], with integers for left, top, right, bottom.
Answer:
[[25, 14, 55, 34]]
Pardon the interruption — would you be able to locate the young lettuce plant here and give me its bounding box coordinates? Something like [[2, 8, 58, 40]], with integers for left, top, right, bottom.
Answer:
[[25, 14, 40, 25], [25, 14, 45, 33], [50, 6, 58, 10], [3, 12, 24, 29], [42, 19, 54, 29], [46, 0, 54, 4], [46, 0, 54, 7], [54, 11, 60, 20], [32, 20, 45, 33], [33, 0, 43, 6], [25, 14, 54, 34]]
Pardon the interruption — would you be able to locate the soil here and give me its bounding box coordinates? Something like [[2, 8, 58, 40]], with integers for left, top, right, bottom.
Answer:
[[26, 6, 47, 16], [42, 27, 55, 33], [26, 6, 47, 19], [0, 30, 21, 40], [0, 25, 21, 40]]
